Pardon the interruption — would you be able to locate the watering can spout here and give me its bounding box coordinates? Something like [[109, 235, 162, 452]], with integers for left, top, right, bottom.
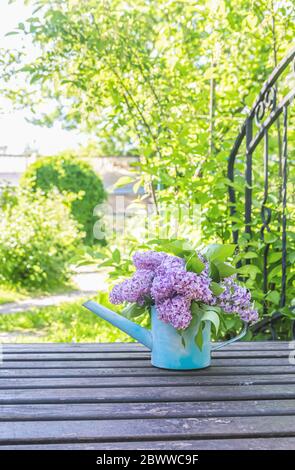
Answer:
[[83, 300, 153, 350]]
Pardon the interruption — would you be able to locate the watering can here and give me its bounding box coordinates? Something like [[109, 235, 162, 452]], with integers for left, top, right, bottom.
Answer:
[[83, 300, 247, 370]]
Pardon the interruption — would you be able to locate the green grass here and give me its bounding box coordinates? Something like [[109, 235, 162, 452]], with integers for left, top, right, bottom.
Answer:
[[0, 281, 79, 306], [0, 293, 133, 343], [0, 286, 28, 305]]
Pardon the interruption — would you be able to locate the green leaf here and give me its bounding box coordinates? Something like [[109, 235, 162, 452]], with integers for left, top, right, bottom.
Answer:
[[191, 301, 202, 316], [268, 252, 282, 263], [193, 304, 220, 351], [98, 260, 117, 268], [268, 265, 282, 281], [204, 244, 236, 262], [194, 325, 204, 351], [263, 232, 278, 244], [243, 252, 258, 259], [209, 262, 220, 282], [114, 176, 135, 188], [200, 310, 220, 335], [238, 264, 261, 278], [215, 261, 236, 278], [122, 303, 147, 319], [202, 304, 222, 314], [210, 281, 225, 296], [279, 306, 295, 319], [133, 179, 143, 194], [5, 31, 19, 36], [30, 74, 42, 84], [150, 239, 194, 257], [265, 290, 280, 304], [186, 253, 205, 274], [223, 314, 239, 329], [287, 252, 295, 263], [112, 249, 121, 264]]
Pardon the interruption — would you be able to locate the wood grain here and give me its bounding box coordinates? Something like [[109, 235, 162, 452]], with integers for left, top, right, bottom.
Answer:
[[1, 399, 295, 421], [1, 341, 294, 450], [1, 437, 294, 450], [1, 415, 295, 444]]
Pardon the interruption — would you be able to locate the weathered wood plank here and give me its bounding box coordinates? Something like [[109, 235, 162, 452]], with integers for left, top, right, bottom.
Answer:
[[3, 341, 291, 353], [1, 415, 295, 444], [0, 357, 292, 368], [1, 437, 294, 450], [0, 384, 295, 404], [1, 400, 295, 421], [0, 374, 295, 390], [1, 341, 293, 450], [0, 365, 294, 378], [3, 343, 147, 353], [2, 350, 291, 360], [2, 352, 151, 361]]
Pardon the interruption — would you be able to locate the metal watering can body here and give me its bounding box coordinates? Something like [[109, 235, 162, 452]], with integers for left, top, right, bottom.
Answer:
[[83, 300, 247, 370]]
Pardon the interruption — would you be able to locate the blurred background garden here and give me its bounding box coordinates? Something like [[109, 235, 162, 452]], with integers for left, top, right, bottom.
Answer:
[[0, 0, 294, 343]]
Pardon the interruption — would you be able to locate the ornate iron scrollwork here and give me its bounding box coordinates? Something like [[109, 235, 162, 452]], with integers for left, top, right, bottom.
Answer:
[[227, 47, 295, 338], [255, 85, 277, 127]]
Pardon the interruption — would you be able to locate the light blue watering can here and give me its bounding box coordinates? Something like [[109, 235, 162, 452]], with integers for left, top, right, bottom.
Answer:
[[83, 300, 247, 370]]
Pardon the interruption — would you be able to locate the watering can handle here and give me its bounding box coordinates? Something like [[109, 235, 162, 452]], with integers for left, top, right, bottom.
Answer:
[[211, 321, 248, 351]]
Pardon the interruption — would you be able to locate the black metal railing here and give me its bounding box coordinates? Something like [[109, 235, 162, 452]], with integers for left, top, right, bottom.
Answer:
[[227, 47, 295, 338]]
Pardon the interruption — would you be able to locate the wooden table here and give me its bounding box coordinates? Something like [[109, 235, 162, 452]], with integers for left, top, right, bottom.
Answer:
[[0, 341, 295, 450]]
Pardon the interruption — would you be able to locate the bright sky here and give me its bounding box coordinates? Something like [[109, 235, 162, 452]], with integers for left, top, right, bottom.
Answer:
[[0, 0, 87, 155]]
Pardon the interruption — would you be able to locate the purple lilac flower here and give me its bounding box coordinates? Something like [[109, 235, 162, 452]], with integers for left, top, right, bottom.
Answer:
[[157, 295, 192, 330], [109, 283, 125, 304], [157, 255, 185, 275], [109, 269, 154, 306], [217, 276, 250, 312], [150, 272, 176, 302], [133, 251, 167, 271], [151, 270, 213, 304], [239, 308, 259, 323], [109, 249, 258, 330], [217, 276, 258, 322], [199, 255, 210, 276], [189, 273, 215, 304]]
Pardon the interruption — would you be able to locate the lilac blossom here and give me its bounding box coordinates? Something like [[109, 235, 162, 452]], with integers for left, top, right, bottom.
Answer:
[[157, 295, 192, 330], [109, 249, 258, 330], [133, 251, 167, 271], [157, 255, 185, 275], [217, 276, 258, 322], [109, 269, 154, 306], [109, 283, 125, 304], [151, 270, 214, 304]]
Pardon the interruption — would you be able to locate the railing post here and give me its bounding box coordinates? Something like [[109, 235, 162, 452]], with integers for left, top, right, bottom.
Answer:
[[245, 117, 253, 261], [260, 129, 271, 315], [280, 105, 288, 309]]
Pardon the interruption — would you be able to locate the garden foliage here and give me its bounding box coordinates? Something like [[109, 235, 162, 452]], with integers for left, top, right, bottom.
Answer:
[[21, 154, 106, 245], [0, 188, 82, 290], [1, 0, 294, 337]]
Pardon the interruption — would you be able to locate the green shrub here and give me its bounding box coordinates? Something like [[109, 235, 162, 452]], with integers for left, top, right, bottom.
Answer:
[[21, 154, 106, 244], [0, 182, 18, 211], [0, 189, 83, 291]]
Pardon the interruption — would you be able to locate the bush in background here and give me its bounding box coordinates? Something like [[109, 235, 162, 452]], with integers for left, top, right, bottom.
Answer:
[[0, 182, 18, 211], [0, 189, 83, 291], [21, 154, 106, 245]]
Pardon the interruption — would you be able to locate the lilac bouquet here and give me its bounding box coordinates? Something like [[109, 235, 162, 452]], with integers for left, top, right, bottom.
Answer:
[[109, 243, 258, 337]]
